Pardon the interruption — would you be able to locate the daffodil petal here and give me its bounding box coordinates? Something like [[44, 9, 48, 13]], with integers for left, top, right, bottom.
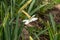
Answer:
[[23, 20, 28, 22], [25, 21, 30, 24], [32, 15, 35, 18], [30, 18, 38, 22], [23, 15, 38, 24]]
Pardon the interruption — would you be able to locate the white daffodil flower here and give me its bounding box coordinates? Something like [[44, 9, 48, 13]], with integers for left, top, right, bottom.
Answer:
[[23, 15, 38, 25]]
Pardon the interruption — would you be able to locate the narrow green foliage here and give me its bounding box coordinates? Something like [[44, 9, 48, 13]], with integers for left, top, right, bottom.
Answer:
[[28, 0, 35, 13], [49, 13, 57, 40], [19, 0, 26, 6], [47, 21, 54, 40], [13, 15, 19, 40], [2, 12, 9, 28], [49, 13, 56, 33], [0, 0, 60, 40], [30, 3, 48, 15]]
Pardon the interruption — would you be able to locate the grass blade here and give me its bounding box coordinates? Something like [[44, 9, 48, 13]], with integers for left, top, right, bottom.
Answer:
[[13, 15, 19, 40], [28, 0, 35, 13], [49, 13, 56, 32], [30, 3, 48, 15], [47, 21, 54, 40]]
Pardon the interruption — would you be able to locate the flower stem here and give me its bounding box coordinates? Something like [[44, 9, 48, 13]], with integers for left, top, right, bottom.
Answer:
[[22, 10, 31, 19], [18, 0, 32, 13], [17, 0, 32, 19]]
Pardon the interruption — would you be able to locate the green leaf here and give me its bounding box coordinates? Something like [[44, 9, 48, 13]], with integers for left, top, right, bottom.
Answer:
[[46, 21, 54, 40], [30, 3, 48, 15], [54, 0, 60, 4], [13, 15, 19, 40], [49, 13, 56, 33], [28, 0, 35, 13]]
